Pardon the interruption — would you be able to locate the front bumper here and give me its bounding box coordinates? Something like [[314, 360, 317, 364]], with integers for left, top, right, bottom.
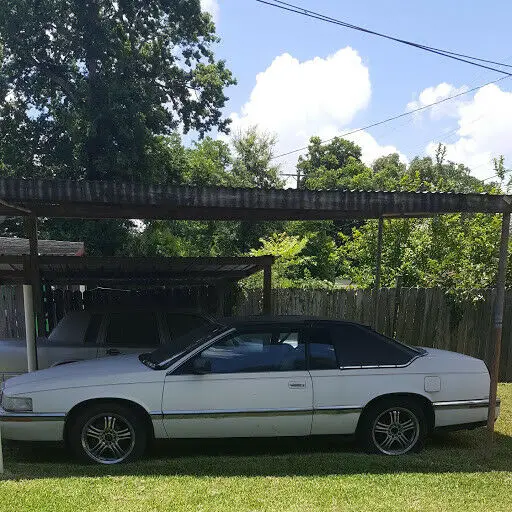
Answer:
[[0, 407, 65, 441]]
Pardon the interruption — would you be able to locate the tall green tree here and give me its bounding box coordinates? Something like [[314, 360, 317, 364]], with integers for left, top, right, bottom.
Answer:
[[230, 126, 284, 188], [0, 0, 235, 253], [134, 128, 286, 257], [0, 0, 235, 181], [297, 136, 363, 188]]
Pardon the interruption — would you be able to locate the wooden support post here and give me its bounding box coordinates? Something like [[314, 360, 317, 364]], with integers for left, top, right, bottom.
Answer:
[[373, 217, 384, 329], [487, 211, 510, 433], [23, 215, 41, 370], [392, 275, 403, 338], [263, 265, 272, 315], [24, 215, 43, 339]]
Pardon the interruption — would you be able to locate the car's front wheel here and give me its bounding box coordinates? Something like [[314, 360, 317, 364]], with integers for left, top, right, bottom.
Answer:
[[68, 402, 147, 464], [358, 398, 427, 455]]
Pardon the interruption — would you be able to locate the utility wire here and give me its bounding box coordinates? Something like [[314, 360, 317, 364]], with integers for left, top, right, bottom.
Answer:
[[271, 75, 510, 160], [257, 0, 512, 75]]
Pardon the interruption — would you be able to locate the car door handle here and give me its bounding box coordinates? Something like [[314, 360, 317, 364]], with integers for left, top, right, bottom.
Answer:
[[106, 348, 121, 356], [288, 381, 306, 389]]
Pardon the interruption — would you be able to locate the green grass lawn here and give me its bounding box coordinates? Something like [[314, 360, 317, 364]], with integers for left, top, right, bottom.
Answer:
[[1, 384, 512, 512]]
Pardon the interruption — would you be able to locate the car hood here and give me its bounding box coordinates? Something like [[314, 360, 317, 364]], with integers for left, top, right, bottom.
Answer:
[[3, 354, 163, 395]]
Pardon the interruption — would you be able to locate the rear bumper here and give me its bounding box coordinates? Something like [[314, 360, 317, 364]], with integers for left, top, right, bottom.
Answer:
[[433, 398, 500, 429], [0, 407, 65, 441]]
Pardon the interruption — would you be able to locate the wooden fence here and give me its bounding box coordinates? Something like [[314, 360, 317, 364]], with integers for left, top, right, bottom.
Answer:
[[2, 285, 512, 381]]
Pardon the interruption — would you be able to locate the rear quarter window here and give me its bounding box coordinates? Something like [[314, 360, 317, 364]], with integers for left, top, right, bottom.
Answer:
[[330, 324, 418, 367]]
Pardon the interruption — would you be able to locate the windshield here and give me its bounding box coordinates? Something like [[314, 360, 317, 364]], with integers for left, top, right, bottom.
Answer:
[[141, 323, 229, 369]]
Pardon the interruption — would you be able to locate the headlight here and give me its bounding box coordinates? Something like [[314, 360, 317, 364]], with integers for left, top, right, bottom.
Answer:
[[1, 395, 33, 412]]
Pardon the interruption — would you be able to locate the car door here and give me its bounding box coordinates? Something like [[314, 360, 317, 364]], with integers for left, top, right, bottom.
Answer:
[[161, 326, 313, 438], [97, 311, 162, 358], [307, 323, 420, 435]]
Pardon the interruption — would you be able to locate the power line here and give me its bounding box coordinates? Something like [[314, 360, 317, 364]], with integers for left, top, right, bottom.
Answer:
[[256, 1, 512, 75], [271, 75, 510, 160], [482, 168, 512, 182], [390, 54, 512, 161]]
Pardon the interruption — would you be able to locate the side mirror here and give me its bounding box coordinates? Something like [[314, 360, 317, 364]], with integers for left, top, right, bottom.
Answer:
[[192, 357, 212, 375]]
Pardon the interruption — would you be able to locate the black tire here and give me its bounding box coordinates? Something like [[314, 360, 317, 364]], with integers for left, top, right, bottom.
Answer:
[[67, 402, 147, 464], [357, 398, 427, 455]]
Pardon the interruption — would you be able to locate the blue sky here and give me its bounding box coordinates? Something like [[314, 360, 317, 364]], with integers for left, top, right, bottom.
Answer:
[[202, 0, 512, 182]]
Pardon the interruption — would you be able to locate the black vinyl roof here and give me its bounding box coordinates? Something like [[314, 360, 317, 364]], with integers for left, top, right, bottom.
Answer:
[[219, 315, 369, 328]]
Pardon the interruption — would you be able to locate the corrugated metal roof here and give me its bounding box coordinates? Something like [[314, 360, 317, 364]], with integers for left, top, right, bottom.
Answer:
[[0, 255, 274, 285], [0, 178, 510, 220]]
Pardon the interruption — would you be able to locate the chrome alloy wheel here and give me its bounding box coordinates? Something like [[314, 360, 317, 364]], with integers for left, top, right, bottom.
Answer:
[[371, 407, 420, 455], [81, 413, 135, 464]]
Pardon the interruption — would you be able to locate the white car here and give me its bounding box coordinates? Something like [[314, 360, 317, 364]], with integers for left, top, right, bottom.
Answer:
[[0, 317, 499, 464]]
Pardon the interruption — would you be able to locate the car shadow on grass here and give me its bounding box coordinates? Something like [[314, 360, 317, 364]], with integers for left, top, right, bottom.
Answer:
[[2, 428, 512, 480]]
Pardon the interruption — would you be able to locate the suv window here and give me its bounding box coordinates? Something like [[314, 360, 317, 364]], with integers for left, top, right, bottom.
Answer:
[[105, 312, 160, 348], [48, 311, 93, 345], [84, 314, 103, 344], [166, 313, 211, 340], [177, 329, 306, 374]]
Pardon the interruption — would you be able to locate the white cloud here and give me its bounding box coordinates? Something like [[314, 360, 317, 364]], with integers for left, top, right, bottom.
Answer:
[[407, 82, 469, 120], [200, 0, 219, 23], [228, 47, 402, 181], [346, 131, 407, 166], [424, 83, 512, 179]]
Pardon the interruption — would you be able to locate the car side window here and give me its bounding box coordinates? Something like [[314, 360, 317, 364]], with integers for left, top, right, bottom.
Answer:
[[330, 325, 416, 367], [166, 313, 211, 340], [84, 314, 103, 345], [176, 329, 306, 374], [104, 312, 160, 348], [304, 327, 339, 370]]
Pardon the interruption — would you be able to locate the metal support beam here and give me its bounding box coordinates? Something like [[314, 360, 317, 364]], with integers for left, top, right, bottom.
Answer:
[[487, 211, 510, 433], [23, 284, 38, 372], [263, 265, 272, 315], [373, 217, 384, 329]]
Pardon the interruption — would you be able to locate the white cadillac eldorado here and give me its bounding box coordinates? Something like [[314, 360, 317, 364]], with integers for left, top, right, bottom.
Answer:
[[0, 316, 499, 464]]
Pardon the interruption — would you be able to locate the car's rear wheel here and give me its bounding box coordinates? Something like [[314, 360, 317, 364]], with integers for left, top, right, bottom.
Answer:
[[68, 402, 147, 464], [358, 398, 427, 455]]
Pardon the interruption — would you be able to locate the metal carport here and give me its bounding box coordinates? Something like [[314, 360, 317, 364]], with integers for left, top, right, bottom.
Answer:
[[0, 177, 510, 435]]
